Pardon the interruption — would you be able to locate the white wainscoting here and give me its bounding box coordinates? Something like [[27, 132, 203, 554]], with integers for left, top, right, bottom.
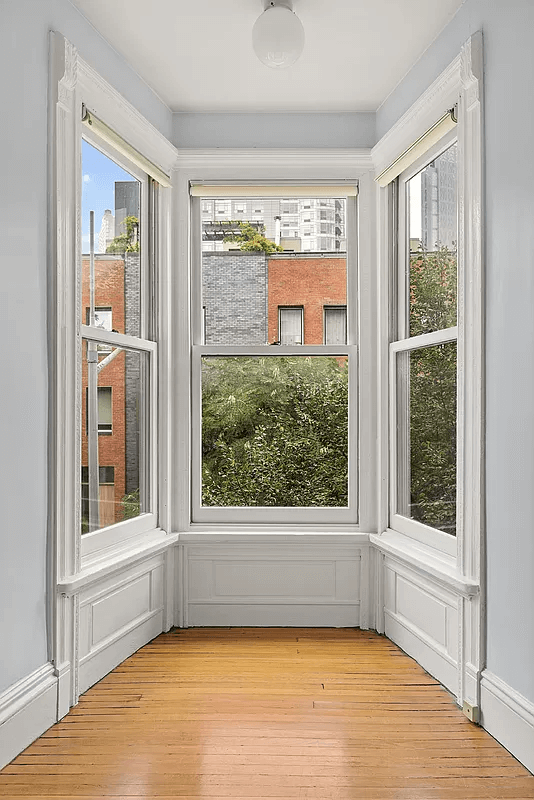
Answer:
[[77, 554, 166, 695], [383, 557, 459, 695], [481, 671, 534, 774], [180, 537, 367, 628], [0, 664, 58, 770]]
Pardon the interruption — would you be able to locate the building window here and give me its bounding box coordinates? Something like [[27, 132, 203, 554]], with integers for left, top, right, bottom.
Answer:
[[279, 306, 304, 345], [324, 306, 347, 345], [390, 139, 458, 552], [86, 386, 112, 434]]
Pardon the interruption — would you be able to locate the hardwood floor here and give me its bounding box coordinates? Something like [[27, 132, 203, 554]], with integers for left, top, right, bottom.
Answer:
[[1, 628, 533, 799]]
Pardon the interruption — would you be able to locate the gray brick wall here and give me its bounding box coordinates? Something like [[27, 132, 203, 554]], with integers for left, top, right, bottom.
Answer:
[[202, 252, 268, 345]]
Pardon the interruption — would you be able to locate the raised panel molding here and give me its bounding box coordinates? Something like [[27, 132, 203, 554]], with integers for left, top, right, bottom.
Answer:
[[77, 556, 167, 695], [183, 543, 364, 628]]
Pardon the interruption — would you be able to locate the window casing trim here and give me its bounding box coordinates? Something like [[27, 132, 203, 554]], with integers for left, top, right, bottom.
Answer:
[[174, 157, 375, 533]]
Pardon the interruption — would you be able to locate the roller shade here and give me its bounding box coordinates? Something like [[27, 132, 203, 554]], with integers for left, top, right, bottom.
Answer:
[[82, 107, 171, 187], [375, 107, 457, 188], [190, 183, 358, 198]]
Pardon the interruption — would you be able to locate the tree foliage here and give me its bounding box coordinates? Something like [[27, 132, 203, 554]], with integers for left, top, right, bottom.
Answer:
[[408, 246, 457, 534], [202, 357, 348, 507], [223, 221, 283, 254], [106, 215, 140, 253]]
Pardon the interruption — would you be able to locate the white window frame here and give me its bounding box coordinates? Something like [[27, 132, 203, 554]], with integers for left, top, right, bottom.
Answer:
[[190, 189, 358, 525], [49, 32, 176, 706], [390, 131, 459, 556], [372, 32, 484, 707], [173, 155, 376, 532]]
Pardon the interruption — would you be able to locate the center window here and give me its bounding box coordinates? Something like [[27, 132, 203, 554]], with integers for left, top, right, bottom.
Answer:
[[190, 187, 357, 524]]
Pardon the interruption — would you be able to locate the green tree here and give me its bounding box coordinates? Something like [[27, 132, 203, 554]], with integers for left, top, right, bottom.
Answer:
[[106, 215, 140, 253], [408, 246, 457, 534], [202, 356, 348, 507], [224, 221, 283, 253]]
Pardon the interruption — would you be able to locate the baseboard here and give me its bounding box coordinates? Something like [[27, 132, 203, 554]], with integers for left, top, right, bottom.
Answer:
[[0, 664, 58, 769], [481, 670, 534, 774], [188, 602, 360, 627]]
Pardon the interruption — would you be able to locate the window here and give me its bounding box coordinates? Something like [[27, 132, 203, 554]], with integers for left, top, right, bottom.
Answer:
[[191, 190, 356, 524], [390, 138, 458, 553], [324, 306, 347, 345], [80, 137, 158, 545], [85, 386, 112, 433], [279, 307, 303, 345]]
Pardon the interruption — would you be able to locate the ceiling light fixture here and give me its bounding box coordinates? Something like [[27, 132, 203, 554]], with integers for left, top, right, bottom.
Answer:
[[252, 1, 305, 69]]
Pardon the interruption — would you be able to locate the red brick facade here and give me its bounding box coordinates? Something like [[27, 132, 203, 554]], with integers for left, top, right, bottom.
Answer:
[[267, 254, 347, 344], [81, 256, 126, 525]]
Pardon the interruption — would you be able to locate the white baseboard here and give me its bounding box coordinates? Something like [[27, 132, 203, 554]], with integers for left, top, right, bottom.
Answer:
[[481, 670, 534, 774], [0, 664, 58, 770], [188, 603, 360, 627]]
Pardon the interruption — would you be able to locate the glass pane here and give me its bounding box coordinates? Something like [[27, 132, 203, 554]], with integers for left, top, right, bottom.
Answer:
[[201, 196, 347, 344], [81, 139, 142, 337], [201, 356, 348, 507], [407, 144, 457, 336], [81, 341, 149, 534], [396, 342, 457, 535]]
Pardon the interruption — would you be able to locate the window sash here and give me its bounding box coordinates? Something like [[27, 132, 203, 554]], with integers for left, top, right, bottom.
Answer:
[[190, 193, 358, 526], [389, 130, 459, 553], [80, 331, 158, 556], [191, 344, 358, 524]]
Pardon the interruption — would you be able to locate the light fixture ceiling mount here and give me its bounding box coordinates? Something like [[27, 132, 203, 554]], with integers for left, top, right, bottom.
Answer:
[[252, 1, 305, 70]]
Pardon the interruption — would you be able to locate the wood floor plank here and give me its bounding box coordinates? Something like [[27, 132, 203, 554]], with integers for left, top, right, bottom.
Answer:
[[1, 628, 533, 798]]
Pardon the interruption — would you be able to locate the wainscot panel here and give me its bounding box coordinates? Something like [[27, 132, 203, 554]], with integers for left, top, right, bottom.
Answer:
[[183, 543, 364, 628]]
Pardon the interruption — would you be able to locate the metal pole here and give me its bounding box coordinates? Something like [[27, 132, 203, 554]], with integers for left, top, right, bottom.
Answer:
[[87, 211, 100, 532]]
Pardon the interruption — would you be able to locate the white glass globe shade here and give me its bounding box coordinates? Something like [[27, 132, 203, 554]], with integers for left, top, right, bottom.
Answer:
[[252, 5, 305, 69]]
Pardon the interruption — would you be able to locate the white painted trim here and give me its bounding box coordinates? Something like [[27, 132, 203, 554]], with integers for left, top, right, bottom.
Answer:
[[373, 32, 484, 712], [370, 530, 478, 596], [179, 532, 369, 543], [175, 149, 374, 172], [372, 55, 462, 177], [481, 671, 534, 774], [58, 531, 179, 594], [49, 32, 176, 712], [0, 664, 58, 770], [80, 326, 157, 351], [174, 147, 375, 532], [390, 326, 458, 352]]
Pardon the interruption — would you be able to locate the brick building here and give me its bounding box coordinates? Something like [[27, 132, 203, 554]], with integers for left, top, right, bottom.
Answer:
[[267, 253, 347, 345], [81, 252, 140, 530]]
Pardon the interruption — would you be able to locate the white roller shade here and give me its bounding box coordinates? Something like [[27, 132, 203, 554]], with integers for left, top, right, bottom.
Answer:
[[375, 108, 457, 188], [190, 183, 358, 198], [82, 108, 171, 187]]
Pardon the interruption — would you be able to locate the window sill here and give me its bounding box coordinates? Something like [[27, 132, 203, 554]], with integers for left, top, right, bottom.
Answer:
[[370, 529, 479, 596], [178, 528, 369, 545], [58, 529, 179, 595]]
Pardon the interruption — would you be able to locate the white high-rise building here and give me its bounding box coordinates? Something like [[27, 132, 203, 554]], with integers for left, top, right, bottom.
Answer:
[[98, 209, 115, 253], [200, 198, 346, 252]]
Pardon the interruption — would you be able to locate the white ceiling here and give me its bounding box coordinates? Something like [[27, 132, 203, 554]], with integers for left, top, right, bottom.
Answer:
[[71, 0, 464, 113]]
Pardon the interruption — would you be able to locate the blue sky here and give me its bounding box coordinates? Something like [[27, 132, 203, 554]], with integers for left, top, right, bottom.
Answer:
[[81, 139, 136, 253]]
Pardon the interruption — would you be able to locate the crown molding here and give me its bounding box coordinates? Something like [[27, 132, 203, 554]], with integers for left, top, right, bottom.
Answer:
[[173, 148, 374, 176]]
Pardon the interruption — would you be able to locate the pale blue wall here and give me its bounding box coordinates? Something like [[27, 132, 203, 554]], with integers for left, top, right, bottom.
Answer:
[[378, 0, 534, 704], [173, 112, 376, 149], [0, 0, 171, 694]]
